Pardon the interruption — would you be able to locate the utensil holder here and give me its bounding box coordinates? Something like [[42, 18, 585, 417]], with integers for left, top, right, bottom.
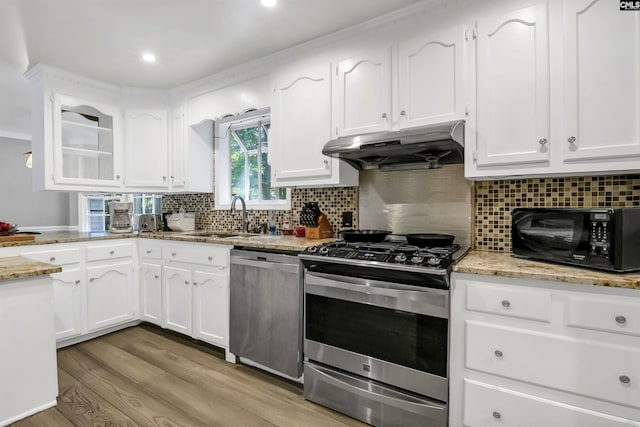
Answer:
[[305, 214, 334, 239]]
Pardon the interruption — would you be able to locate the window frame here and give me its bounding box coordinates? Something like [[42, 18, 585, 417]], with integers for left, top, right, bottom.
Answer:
[[78, 193, 162, 232], [214, 108, 291, 210]]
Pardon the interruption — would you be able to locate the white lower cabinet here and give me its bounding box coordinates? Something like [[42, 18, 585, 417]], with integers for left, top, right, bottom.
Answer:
[[139, 262, 162, 325], [51, 268, 83, 340], [162, 242, 231, 351], [86, 260, 135, 331], [450, 273, 640, 427]]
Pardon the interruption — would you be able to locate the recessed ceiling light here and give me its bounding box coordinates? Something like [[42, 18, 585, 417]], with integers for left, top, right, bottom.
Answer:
[[261, 0, 276, 7], [142, 52, 157, 63]]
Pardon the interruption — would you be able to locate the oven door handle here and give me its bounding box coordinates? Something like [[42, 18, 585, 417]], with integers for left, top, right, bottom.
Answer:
[[309, 362, 447, 415], [305, 271, 449, 318]]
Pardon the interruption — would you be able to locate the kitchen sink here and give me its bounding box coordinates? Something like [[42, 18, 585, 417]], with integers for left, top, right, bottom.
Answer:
[[187, 232, 239, 238]]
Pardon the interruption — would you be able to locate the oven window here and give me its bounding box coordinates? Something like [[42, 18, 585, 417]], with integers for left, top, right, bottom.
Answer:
[[306, 295, 448, 378]]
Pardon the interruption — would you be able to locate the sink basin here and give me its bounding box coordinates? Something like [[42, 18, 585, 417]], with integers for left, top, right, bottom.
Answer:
[[187, 232, 239, 238]]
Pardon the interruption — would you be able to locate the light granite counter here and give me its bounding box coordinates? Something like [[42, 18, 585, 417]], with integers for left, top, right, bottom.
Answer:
[[0, 256, 62, 281], [0, 231, 137, 248], [138, 231, 335, 252], [455, 251, 640, 290]]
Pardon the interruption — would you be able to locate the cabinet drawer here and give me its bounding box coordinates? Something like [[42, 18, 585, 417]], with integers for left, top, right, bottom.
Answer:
[[21, 247, 81, 266], [568, 295, 640, 337], [138, 241, 161, 260], [86, 243, 134, 262], [163, 244, 228, 268], [463, 379, 638, 427], [466, 282, 552, 322], [465, 321, 640, 409]]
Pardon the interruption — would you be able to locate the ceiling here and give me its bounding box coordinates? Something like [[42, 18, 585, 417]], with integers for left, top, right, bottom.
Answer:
[[0, 0, 423, 89]]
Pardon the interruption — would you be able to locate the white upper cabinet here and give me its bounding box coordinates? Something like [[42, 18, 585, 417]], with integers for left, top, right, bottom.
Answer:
[[398, 25, 467, 129], [124, 109, 169, 189], [561, 0, 640, 162], [51, 94, 123, 189], [270, 61, 358, 187], [334, 47, 393, 136], [470, 3, 550, 169]]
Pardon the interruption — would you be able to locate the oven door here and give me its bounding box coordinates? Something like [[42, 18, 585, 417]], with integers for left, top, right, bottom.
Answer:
[[304, 270, 449, 401]]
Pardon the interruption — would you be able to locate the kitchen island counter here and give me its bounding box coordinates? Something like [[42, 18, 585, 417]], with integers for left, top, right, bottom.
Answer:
[[455, 250, 640, 290], [0, 256, 62, 281]]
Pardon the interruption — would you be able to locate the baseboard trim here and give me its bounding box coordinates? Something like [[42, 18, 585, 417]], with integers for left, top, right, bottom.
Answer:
[[0, 400, 57, 427], [56, 320, 142, 349]]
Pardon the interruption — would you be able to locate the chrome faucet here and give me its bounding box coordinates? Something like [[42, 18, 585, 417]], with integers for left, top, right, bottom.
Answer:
[[230, 194, 249, 233]]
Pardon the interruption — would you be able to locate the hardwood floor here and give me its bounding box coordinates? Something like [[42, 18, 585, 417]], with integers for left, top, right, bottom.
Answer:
[[12, 325, 365, 427]]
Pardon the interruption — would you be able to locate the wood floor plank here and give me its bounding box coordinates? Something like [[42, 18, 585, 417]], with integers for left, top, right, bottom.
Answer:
[[76, 337, 278, 427], [55, 369, 138, 427], [58, 347, 208, 427], [102, 328, 360, 427], [13, 326, 367, 427]]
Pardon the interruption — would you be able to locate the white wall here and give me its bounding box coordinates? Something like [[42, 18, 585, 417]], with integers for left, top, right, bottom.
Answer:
[[0, 137, 77, 227]]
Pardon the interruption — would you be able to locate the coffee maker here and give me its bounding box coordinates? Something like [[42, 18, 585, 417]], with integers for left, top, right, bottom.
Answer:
[[109, 202, 133, 233]]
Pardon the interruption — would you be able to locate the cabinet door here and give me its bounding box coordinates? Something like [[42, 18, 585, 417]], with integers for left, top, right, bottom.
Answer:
[[335, 48, 392, 136], [163, 265, 192, 335], [562, 0, 640, 161], [398, 25, 467, 128], [140, 262, 162, 326], [51, 269, 84, 340], [192, 269, 229, 347], [271, 63, 334, 182], [52, 94, 121, 187], [472, 4, 550, 167], [124, 109, 169, 188], [170, 107, 186, 190], [86, 261, 134, 332]]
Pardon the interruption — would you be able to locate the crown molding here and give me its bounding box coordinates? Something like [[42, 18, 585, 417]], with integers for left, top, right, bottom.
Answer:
[[23, 63, 122, 96]]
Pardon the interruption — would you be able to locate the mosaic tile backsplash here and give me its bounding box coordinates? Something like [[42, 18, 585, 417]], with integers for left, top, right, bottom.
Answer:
[[475, 175, 640, 252], [163, 187, 358, 235]]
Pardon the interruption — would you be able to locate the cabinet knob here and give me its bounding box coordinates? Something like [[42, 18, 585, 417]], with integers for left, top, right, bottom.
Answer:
[[615, 315, 627, 325], [146, 250, 152, 254], [154, 275, 159, 279], [170, 175, 175, 180], [538, 138, 547, 146], [501, 300, 511, 308], [90, 278, 95, 282], [162, 176, 167, 181], [110, 250, 115, 255], [492, 411, 501, 420], [400, 110, 406, 116], [193, 282, 198, 286], [381, 113, 388, 119], [184, 280, 190, 285], [620, 375, 631, 384], [50, 256, 56, 261], [323, 159, 329, 169], [116, 175, 121, 180], [75, 280, 80, 285], [208, 256, 213, 261], [172, 252, 177, 257], [494, 350, 503, 358], [568, 136, 576, 144]]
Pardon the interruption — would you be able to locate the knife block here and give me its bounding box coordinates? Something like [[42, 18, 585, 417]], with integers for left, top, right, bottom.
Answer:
[[305, 214, 334, 239]]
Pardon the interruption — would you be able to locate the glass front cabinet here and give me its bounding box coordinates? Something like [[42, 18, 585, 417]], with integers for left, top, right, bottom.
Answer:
[[51, 94, 122, 188]]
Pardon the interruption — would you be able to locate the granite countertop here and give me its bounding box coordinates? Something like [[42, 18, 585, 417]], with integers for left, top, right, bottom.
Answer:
[[0, 256, 62, 281], [138, 231, 335, 252], [0, 231, 137, 248], [455, 251, 640, 290]]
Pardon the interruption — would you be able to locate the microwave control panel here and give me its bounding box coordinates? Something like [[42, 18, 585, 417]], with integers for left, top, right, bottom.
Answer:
[[589, 211, 612, 261]]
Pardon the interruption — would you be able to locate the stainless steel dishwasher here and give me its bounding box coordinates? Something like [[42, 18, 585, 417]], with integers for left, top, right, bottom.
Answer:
[[229, 249, 303, 378]]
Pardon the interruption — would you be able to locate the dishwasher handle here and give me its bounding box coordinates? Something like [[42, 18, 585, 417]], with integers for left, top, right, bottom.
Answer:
[[231, 255, 300, 273]]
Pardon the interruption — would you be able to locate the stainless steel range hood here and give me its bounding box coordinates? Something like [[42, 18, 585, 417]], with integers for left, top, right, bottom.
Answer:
[[322, 120, 464, 171]]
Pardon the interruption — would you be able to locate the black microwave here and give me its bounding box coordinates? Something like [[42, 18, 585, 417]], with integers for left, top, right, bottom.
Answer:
[[512, 208, 640, 272]]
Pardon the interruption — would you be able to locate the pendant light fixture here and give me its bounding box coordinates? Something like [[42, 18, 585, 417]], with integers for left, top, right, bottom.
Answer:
[[23, 151, 32, 168]]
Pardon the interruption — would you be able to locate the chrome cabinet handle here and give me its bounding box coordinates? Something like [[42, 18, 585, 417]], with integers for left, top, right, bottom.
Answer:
[[170, 175, 175, 180], [110, 250, 115, 255], [154, 275, 159, 279], [116, 175, 121, 180], [162, 176, 167, 181], [616, 316, 627, 325], [493, 411, 501, 420], [620, 375, 631, 384], [494, 350, 503, 358], [539, 138, 547, 145], [49, 256, 56, 261], [193, 282, 198, 286], [207, 256, 213, 261], [381, 113, 388, 119], [146, 250, 152, 254], [184, 280, 189, 285], [90, 278, 95, 282], [172, 252, 177, 257], [501, 300, 511, 308], [400, 110, 406, 116], [568, 136, 576, 144], [75, 280, 80, 285]]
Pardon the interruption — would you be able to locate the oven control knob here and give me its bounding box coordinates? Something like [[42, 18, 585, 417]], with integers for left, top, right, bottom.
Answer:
[[318, 246, 329, 255], [394, 253, 407, 263], [411, 256, 424, 264], [308, 246, 318, 254], [427, 257, 440, 266]]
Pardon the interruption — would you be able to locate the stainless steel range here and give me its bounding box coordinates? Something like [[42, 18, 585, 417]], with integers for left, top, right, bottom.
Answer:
[[300, 239, 467, 427]]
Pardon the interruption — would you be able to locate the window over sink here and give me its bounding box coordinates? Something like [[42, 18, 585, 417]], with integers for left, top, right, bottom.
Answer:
[[214, 108, 290, 210]]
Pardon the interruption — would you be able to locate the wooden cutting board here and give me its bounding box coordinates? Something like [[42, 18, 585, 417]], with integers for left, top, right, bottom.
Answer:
[[0, 234, 36, 243]]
